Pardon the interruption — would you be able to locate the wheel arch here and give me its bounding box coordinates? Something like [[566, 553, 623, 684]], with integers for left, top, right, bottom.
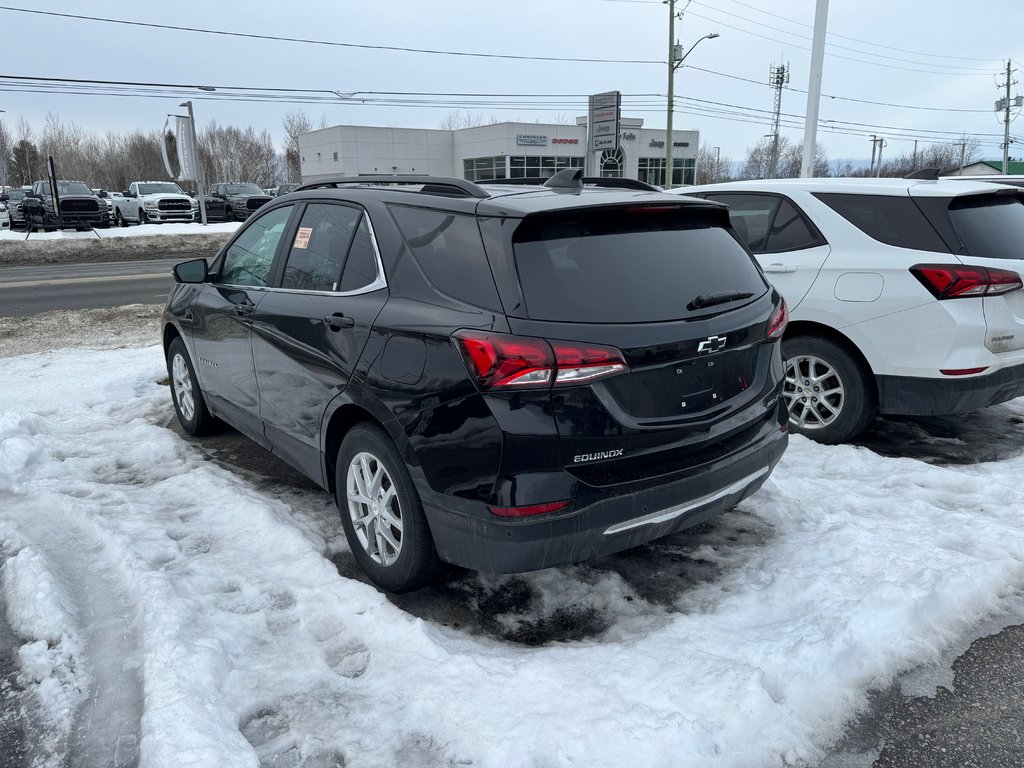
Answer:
[[783, 320, 878, 400], [321, 390, 415, 498], [162, 322, 182, 356]]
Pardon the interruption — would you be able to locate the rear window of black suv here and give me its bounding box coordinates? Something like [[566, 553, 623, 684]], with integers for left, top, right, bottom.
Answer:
[[511, 207, 768, 324]]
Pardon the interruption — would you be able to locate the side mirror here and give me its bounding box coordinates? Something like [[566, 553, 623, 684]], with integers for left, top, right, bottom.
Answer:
[[0, 194, 7, 202], [172, 258, 208, 284]]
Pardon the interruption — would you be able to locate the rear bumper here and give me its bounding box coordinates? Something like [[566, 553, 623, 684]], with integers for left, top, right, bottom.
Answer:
[[877, 362, 1024, 416], [420, 413, 788, 574]]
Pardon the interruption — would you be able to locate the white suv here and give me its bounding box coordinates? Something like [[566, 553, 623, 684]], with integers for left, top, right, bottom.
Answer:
[[670, 177, 1024, 442]]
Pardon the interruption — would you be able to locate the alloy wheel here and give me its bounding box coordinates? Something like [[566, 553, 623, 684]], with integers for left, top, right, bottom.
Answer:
[[783, 354, 845, 430], [171, 353, 195, 421], [346, 452, 403, 566]]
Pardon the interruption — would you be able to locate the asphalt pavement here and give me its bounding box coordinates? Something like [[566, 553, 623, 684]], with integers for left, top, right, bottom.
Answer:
[[0, 258, 178, 317]]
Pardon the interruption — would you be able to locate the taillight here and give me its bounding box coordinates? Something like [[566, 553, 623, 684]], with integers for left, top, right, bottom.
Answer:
[[453, 331, 628, 390], [910, 264, 1023, 300], [767, 297, 788, 339]]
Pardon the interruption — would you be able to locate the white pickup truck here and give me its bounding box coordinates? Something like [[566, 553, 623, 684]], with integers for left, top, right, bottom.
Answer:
[[113, 181, 198, 226]]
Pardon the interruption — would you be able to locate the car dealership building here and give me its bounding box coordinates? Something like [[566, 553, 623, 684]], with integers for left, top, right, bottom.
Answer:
[[298, 117, 699, 187]]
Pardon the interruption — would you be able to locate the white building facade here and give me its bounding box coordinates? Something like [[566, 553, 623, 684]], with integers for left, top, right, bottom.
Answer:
[[298, 118, 699, 187]]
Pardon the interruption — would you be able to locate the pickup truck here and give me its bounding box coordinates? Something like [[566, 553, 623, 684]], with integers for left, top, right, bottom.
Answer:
[[113, 181, 197, 226], [22, 180, 109, 231], [203, 182, 272, 222]]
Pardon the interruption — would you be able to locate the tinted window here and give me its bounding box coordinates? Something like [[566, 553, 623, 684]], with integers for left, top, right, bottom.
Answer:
[[220, 205, 293, 286], [765, 199, 823, 253], [281, 204, 361, 291], [703, 193, 778, 252], [512, 208, 767, 323], [949, 195, 1024, 260], [389, 206, 500, 310], [815, 193, 948, 252], [339, 219, 379, 292]]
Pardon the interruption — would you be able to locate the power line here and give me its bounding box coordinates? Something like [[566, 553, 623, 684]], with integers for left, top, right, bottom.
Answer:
[[0, 6, 662, 65]]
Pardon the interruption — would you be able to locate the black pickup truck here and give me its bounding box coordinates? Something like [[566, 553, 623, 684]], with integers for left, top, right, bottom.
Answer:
[[202, 182, 272, 222], [22, 180, 110, 231]]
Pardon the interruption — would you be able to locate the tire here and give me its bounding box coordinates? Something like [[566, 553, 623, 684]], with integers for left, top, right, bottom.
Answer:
[[782, 335, 877, 444], [225, 206, 236, 222], [139, 208, 149, 225], [166, 337, 218, 436], [114, 210, 126, 227], [335, 423, 442, 593]]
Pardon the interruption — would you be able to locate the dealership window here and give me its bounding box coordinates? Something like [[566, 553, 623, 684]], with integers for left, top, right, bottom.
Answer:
[[599, 148, 625, 178], [463, 156, 507, 182], [509, 155, 584, 178], [638, 157, 696, 187], [333, 152, 338, 162]]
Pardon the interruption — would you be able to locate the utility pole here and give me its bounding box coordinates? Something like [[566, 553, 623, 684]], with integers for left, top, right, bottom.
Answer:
[[767, 63, 789, 178], [868, 135, 886, 176], [800, 0, 829, 177], [958, 141, 967, 175], [869, 135, 878, 176], [996, 59, 1019, 174], [666, 0, 676, 189], [912, 139, 918, 171], [665, 2, 718, 189]]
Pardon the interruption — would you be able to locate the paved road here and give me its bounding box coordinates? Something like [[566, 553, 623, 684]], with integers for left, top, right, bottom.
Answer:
[[0, 258, 178, 317]]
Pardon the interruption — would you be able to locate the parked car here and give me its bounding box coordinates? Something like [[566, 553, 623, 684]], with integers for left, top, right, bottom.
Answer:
[[945, 174, 1024, 190], [114, 181, 197, 225], [0, 188, 27, 228], [202, 182, 272, 222], [670, 177, 1024, 443], [22, 180, 109, 231], [276, 183, 299, 197], [162, 171, 789, 592], [0, 200, 9, 231]]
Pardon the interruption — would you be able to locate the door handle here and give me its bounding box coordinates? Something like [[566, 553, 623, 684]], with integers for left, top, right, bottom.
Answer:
[[323, 313, 355, 330], [232, 302, 255, 317], [763, 263, 798, 274]]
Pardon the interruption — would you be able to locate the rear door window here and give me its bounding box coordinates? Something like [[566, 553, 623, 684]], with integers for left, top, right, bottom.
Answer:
[[764, 198, 825, 253], [948, 195, 1024, 260], [512, 207, 768, 323], [280, 203, 362, 291]]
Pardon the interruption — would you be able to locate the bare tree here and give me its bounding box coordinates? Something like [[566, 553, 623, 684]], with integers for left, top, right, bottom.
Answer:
[[742, 136, 829, 179], [438, 110, 497, 130], [199, 122, 279, 186], [282, 110, 313, 183], [695, 142, 731, 184], [0, 118, 11, 186]]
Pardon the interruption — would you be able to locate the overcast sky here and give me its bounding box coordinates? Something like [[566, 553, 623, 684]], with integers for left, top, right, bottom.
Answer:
[[1, 0, 1021, 165]]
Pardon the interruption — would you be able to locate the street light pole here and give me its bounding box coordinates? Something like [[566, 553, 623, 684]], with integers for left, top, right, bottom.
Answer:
[[665, 17, 719, 190], [180, 100, 208, 226]]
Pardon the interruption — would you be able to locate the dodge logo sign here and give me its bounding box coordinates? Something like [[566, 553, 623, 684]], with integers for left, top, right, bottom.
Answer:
[[697, 335, 727, 354]]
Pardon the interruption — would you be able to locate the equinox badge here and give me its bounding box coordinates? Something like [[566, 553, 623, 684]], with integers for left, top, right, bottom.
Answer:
[[573, 449, 624, 463], [697, 335, 727, 354]]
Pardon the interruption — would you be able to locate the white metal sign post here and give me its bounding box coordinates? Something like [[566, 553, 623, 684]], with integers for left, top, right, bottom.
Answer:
[[589, 91, 621, 175]]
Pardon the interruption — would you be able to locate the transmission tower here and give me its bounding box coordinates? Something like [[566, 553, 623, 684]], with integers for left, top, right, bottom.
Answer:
[[767, 63, 790, 178]]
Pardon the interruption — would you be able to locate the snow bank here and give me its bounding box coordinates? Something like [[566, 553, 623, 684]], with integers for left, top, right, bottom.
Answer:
[[3, 345, 1024, 767], [0, 222, 239, 241]]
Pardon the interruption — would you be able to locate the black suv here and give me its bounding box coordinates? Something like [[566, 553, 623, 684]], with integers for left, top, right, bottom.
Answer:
[[163, 171, 789, 592], [204, 182, 273, 222]]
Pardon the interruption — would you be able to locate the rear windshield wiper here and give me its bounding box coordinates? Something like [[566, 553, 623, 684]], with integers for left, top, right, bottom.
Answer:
[[686, 291, 754, 311]]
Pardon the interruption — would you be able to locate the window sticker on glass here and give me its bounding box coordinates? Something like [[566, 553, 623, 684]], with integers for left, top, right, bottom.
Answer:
[[293, 226, 313, 249]]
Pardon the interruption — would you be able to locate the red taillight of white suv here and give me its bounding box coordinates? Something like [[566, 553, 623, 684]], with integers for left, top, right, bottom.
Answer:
[[910, 264, 1023, 300], [453, 330, 628, 390]]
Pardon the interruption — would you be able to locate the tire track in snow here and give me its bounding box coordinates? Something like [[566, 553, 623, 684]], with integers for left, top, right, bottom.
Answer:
[[6, 510, 144, 768]]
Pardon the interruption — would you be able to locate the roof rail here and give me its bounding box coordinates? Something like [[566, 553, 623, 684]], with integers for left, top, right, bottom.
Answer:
[[904, 168, 941, 180], [483, 175, 661, 192], [294, 175, 488, 198]]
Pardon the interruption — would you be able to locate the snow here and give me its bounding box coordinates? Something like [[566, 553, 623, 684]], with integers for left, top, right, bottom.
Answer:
[[0, 222, 239, 241], [3, 344, 1024, 766]]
